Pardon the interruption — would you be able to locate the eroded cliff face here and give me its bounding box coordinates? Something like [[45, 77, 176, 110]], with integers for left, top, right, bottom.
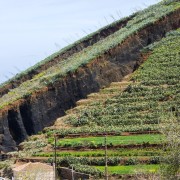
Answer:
[[0, 9, 179, 152]]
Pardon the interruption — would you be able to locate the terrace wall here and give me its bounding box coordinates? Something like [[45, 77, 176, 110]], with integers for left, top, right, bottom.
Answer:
[[58, 167, 90, 180]]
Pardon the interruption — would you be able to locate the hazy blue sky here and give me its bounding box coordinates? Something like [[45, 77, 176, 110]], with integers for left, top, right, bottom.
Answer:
[[0, 0, 160, 84]]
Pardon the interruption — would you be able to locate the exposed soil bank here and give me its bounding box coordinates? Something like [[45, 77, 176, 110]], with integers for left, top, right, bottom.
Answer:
[[0, 9, 179, 152]]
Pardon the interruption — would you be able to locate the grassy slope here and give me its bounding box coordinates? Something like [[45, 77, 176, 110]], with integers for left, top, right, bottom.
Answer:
[[0, 0, 180, 110], [0, 13, 134, 90], [18, 28, 180, 177]]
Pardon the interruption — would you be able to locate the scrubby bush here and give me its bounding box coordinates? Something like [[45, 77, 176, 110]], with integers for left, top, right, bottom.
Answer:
[[159, 114, 180, 180], [125, 158, 138, 165], [149, 156, 160, 164]]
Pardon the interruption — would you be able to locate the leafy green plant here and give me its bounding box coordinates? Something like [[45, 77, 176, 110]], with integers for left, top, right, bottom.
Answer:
[[125, 158, 138, 165]]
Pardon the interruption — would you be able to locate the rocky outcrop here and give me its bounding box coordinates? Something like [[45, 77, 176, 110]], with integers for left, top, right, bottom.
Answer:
[[0, 8, 179, 152]]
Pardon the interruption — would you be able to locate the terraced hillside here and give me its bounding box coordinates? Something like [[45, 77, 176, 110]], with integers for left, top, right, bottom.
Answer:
[[0, 0, 179, 153], [14, 27, 180, 179]]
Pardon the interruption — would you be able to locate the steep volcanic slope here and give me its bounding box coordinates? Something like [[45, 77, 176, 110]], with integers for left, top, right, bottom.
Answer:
[[0, 14, 135, 97], [19, 28, 180, 178], [0, 0, 180, 152]]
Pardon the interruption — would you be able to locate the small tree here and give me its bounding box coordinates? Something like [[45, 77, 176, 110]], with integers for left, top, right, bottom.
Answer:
[[159, 113, 180, 180]]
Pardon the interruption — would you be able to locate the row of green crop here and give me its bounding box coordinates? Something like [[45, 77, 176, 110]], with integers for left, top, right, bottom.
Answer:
[[45, 124, 159, 138], [141, 79, 180, 86], [67, 115, 160, 127], [95, 164, 159, 175], [101, 96, 171, 106], [64, 103, 178, 127], [46, 156, 160, 167], [66, 98, 178, 117], [34, 147, 161, 157], [1, 0, 179, 109], [47, 134, 163, 148]]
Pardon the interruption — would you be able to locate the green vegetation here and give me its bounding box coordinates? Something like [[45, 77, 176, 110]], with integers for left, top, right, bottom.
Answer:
[[0, 0, 179, 109], [0, 162, 8, 170], [45, 156, 160, 171], [34, 147, 161, 157], [47, 134, 163, 148], [45, 125, 158, 138], [95, 164, 159, 175]]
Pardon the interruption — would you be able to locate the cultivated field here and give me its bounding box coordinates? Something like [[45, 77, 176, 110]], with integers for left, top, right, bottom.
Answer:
[[0, 0, 179, 179]]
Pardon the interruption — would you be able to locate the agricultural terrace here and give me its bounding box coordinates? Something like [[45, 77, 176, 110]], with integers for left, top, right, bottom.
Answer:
[[18, 28, 180, 177]]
